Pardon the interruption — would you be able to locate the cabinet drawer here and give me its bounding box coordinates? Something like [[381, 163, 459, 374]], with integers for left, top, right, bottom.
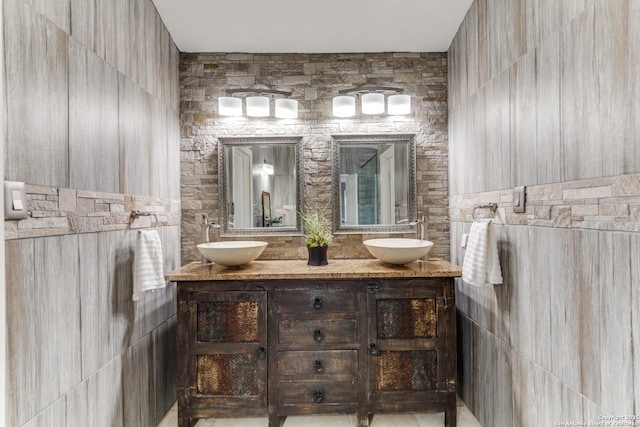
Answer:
[[278, 381, 357, 405], [278, 319, 357, 345], [278, 350, 357, 380], [277, 288, 357, 314]]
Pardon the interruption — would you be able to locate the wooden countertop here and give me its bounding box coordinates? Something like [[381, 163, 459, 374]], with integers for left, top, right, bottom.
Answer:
[[164, 258, 462, 282]]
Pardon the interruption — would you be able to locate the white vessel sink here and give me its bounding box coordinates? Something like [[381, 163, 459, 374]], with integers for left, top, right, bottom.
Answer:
[[363, 238, 434, 265], [197, 241, 268, 267]]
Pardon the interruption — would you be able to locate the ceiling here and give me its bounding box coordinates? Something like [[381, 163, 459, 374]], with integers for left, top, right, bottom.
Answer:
[[151, 0, 473, 53]]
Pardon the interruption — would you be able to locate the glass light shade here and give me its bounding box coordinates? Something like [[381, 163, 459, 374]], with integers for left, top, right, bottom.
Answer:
[[262, 162, 274, 175], [361, 93, 385, 115], [246, 96, 270, 117], [387, 94, 411, 115], [332, 96, 356, 117], [218, 96, 242, 116], [275, 98, 298, 118]]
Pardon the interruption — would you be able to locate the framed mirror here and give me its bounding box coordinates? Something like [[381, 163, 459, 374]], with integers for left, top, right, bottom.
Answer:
[[331, 134, 416, 233], [219, 136, 303, 235]]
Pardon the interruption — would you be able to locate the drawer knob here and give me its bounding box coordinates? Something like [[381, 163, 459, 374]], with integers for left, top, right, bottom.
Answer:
[[314, 360, 324, 374], [313, 329, 324, 343], [369, 343, 379, 356], [313, 297, 323, 310], [314, 390, 325, 403], [257, 346, 267, 360]]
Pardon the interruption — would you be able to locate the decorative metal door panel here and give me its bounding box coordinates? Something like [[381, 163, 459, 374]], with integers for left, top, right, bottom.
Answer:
[[197, 300, 260, 343], [375, 350, 438, 392], [376, 298, 437, 340], [183, 290, 268, 411], [367, 282, 455, 405]]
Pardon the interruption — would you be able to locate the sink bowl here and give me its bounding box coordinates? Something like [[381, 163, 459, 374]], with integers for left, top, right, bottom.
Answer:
[[197, 241, 268, 267], [363, 238, 434, 265]]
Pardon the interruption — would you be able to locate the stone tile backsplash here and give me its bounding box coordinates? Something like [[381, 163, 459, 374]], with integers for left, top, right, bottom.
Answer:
[[5, 184, 181, 240], [449, 172, 640, 232]]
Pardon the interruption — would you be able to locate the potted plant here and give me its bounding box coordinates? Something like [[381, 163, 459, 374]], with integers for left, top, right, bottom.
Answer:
[[298, 207, 333, 266]]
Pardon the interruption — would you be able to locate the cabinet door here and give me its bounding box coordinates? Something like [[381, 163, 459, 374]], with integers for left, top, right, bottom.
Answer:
[[366, 280, 455, 408], [180, 290, 268, 417]]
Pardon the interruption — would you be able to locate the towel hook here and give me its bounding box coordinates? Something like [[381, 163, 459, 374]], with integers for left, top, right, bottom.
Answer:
[[472, 203, 497, 221], [130, 211, 159, 230]]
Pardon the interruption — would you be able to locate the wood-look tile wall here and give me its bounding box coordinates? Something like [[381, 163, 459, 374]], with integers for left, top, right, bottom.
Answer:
[[180, 53, 450, 263], [449, 0, 640, 424], [3, 0, 181, 425]]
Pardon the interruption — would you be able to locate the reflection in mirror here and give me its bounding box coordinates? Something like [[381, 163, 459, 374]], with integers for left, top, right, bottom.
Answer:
[[261, 191, 271, 226], [219, 137, 303, 235], [332, 134, 416, 233]]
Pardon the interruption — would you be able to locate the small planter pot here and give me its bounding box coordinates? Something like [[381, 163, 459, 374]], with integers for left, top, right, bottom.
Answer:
[[307, 246, 328, 266]]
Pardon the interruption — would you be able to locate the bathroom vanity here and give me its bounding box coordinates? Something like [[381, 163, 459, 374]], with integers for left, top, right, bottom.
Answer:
[[165, 259, 462, 427]]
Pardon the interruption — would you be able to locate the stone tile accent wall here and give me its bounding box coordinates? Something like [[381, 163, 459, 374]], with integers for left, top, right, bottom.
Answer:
[[180, 52, 450, 263], [5, 185, 181, 240]]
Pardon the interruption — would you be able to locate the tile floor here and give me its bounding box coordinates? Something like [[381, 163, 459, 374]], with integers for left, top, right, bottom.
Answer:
[[157, 398, 482, 427]]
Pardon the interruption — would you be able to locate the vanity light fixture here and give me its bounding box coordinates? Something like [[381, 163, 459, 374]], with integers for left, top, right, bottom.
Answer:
[[246, 96, 270, 117], [333, 86, 410, 117], [387, 94, 411, 115], [218, 96, 243, 116], [262, 159, 274, 175], [361, 93, 385, 115], [275, 98, 298, 118], [332, 95, 356, 117], [218, 88, 298, 118]]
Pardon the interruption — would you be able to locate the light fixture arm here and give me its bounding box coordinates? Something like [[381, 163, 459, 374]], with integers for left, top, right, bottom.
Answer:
[[225, 88, 292, 97], [338, 86, 404, 96]]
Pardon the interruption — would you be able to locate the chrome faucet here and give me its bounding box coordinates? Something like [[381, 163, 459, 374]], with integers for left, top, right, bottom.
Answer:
[[411, 211, 429, 262], [201, 214, 221, 264], [410, 211, 427, 241]]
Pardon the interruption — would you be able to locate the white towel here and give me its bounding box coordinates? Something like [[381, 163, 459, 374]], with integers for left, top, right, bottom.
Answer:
[[462, 220, 503, 286], [132, 229, 165, 301]]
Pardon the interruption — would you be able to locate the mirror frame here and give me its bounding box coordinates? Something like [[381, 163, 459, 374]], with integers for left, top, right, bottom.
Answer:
[[331, 134, 417, 234], [218, 136, 304, 236]]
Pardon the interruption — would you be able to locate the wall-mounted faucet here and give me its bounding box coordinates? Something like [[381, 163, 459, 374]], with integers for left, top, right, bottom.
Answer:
[[201, 214, 221, 264]]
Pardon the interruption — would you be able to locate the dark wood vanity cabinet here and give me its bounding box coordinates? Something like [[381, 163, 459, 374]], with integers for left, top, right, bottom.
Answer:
[[171, 262, 459, 427], [176, 288, 268, 426], [269, 284, 367, 426], [367, 279, 457, 426]]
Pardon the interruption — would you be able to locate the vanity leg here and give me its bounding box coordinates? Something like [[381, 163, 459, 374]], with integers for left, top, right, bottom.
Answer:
[[268, 414, 286, 427], [356, 415, 370, 427], [445, 407, 457, 427], [177, 414, 197, 427], [356, 409, 370, 427]]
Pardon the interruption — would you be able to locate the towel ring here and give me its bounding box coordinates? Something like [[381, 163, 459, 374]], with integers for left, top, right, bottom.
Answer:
[[472, 203, 497, 221], [130, 211, 158, 230]]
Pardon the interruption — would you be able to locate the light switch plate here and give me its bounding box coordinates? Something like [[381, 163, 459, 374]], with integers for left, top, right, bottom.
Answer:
[[461, 233, 469, 249], [4, 181, 29, 219], [513, 186, 526, 213]]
